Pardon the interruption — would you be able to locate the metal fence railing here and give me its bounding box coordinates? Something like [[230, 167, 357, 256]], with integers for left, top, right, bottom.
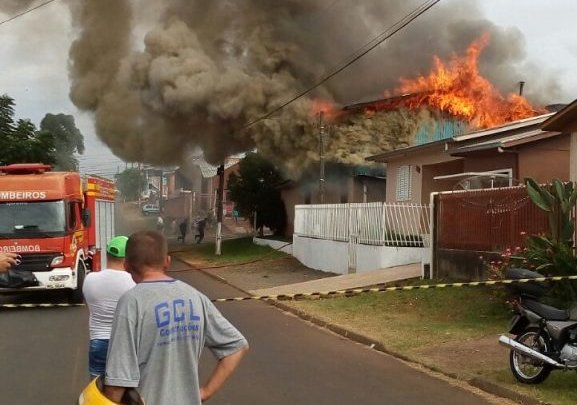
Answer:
[[434, 186, 549, 252], [294, 202, 431, 247]]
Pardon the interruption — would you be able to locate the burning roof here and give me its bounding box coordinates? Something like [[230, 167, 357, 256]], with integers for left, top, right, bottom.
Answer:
[[366, 111, 559, 163], [315, 35, 546, 170], [334, 35, 544, 128]]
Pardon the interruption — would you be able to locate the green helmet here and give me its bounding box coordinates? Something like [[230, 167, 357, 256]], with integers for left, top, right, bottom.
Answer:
[[106, 236, 128, 258]]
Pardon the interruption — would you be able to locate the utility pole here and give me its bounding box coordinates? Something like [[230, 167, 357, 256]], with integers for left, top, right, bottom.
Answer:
[[319, 111, 325, 204], [215, 164, 225, 255], [158, 169, 164, 214], [138, 162, 142, 206]]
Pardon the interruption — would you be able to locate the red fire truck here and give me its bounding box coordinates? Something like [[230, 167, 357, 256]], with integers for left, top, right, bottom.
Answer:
[[0, 163, 116, 303]]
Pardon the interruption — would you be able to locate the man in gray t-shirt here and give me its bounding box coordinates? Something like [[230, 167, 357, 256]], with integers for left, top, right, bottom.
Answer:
[[103, 231, 249, 404]]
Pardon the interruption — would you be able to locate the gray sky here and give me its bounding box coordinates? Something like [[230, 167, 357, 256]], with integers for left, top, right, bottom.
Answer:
[[0, 0, 576, 178]]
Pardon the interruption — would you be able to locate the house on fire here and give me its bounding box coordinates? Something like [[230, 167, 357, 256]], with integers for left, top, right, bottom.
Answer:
[[359, 102, 576, 281], [285, 96, 571, 277], [367, 111, 569, 203], [279, 95, 469, 236]]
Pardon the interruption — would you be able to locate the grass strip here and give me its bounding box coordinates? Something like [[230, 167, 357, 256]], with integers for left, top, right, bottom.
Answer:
[[288, 286, 577, 405], [177, 237, 288, 265]]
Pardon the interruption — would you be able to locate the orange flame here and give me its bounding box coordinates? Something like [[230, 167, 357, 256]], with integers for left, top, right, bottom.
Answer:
[[310, 98, 339, 121], [396, 34, 545, 128]]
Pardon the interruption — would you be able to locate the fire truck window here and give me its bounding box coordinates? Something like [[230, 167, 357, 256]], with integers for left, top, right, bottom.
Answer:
[[68, 202, 78, 230], [0, 201, 66, 236]]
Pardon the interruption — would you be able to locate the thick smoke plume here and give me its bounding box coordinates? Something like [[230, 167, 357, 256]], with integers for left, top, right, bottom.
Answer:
[[0, 0, 38, 14], [27, 0, 561, 175]]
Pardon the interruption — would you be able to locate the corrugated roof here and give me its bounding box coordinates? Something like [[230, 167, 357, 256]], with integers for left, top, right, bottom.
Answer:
[[366, 139, 448, 162], [542, 98, 577, 132], [343, 93, 417, 112], [453, 113, 554, 142], [449, 129, 562, 155], [186, 155, 241, 179], [366, 119, 563, 162]]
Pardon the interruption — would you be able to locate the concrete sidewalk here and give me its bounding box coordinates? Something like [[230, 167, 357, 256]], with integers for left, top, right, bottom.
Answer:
[[250, 263, 421, 296]]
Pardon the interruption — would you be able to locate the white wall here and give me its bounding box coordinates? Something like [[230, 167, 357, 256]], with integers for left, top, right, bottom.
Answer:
[[293, 235, 430, 274], [356, 244, 429, 272], [253, 237, 293, 255], [293, 235, 350, 274]]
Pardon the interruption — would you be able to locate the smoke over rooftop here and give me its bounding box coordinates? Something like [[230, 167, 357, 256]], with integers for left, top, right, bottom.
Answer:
[[0, 0, 39, 14], [2, 0, 562, 176]]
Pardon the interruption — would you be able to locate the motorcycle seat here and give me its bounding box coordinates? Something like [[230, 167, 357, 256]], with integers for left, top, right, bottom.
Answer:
[[524, 298, 569, 321]]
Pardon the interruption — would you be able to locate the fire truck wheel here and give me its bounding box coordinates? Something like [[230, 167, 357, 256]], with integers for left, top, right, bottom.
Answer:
[[69, 260, 87, 304]]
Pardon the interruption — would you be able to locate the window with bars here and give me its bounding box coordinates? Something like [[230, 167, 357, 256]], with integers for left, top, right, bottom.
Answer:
[[396, 165, 412, 201]]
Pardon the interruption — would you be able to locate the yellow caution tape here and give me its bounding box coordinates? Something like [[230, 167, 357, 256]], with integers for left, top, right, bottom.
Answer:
[[3, 274, 577, 308], [0, 303, 85, 309], [210, 274, 577, 302]]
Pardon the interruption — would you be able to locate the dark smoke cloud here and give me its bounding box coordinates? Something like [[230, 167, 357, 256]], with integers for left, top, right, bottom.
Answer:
[[63, 0, 560, 176], [0, 0, 38, 15]]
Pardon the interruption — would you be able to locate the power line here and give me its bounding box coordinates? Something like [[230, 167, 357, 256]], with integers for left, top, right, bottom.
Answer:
[[0, 0, 59, 27], [243, 0, 441, 129]]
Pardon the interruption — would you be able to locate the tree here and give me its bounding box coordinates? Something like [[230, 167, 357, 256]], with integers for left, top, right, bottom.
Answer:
[[116, 168, 146, 201], [0, 94, 56, 166], [38, 114, 85, 171], [228, 153, 287, 236]]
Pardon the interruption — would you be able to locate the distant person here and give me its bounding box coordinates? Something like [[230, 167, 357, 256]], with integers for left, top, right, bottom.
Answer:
[[82, 236, 135, 379], [195, 217, 207, 244], [156, 215, 164, 234], [0, 253, 18, 272], [206, 209, 215, 229], [177, 217, 188, 243], [232, 207, 239, 223], [102, 231, 249, 404]]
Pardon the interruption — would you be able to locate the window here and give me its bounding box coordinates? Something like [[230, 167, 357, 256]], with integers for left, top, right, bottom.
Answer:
[[0, 201, 66, 236], [396, 165, 412, 201], [434, 169, 513, 190], [68, 202, 79, 230]]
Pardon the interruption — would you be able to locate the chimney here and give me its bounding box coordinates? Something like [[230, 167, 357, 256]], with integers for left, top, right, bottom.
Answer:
[[518, 81, 525, 96]]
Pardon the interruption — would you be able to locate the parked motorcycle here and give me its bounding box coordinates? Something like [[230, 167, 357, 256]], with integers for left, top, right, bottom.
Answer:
[[499, 267, 577, 384]]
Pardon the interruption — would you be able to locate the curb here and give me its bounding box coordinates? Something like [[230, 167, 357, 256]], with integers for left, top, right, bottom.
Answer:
[[177, 256, 549, 405], [172, 255, 254, 298], [468, 378, 548, 405]]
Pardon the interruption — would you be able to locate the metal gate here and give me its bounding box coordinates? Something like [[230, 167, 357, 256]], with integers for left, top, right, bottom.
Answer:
[[431, 186, 549, 279]]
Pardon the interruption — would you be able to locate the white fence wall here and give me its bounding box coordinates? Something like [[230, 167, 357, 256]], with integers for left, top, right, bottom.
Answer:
[[293, 236, 350, 275], [293, 235, 430, 275], [294, 202, 431, 247], [292, 202, 431, 274]]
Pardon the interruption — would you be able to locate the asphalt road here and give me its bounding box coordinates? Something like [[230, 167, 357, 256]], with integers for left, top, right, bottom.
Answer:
[[0, 259, 498, 404]]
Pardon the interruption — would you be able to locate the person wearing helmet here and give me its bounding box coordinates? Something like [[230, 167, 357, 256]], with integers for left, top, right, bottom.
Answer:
[[83, 236, 136, 379], [102, 231, 249, 404]]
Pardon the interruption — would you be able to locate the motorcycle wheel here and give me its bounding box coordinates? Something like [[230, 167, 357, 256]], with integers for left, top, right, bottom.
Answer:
[[509, 327, 552, 384]]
